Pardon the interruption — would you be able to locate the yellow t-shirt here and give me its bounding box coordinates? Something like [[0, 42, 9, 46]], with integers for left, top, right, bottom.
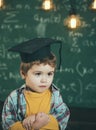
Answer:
[[24, 89, 59, 130], [9, 89, 59, 130], [25, 89, 51, 115]]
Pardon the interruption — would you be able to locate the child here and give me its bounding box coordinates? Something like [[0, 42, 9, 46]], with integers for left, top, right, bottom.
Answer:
[[2, 38, 70, 130]]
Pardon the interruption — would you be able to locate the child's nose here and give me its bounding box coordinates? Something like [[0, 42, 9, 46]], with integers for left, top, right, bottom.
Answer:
[[41, 75, 47, 82]]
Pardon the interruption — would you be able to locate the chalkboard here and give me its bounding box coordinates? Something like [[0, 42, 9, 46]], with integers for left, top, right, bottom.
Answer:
[[0, 0, 96, 108]]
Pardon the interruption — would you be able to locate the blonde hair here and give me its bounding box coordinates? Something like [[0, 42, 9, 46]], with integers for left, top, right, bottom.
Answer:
[[20, 53, 56, 75]]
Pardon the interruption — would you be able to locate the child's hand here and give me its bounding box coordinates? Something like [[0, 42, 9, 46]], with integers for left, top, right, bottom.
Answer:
[[22, 114, 35, 130], [32, 112, 50, 129]]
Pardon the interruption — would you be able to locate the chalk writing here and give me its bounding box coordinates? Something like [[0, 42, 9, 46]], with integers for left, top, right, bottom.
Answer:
[[0, 72, 8, 80], [92, 17, 96, 22], [85, 83, 96, 90], [9, 72, 21, 82], [76, 61, 94, 77], [16, 4, 31, 10], [0, 23, 28, 32], [88, 28, 95, 37], [83, 40, 96, 47], [0, 71, 21, 82], [57, 61, 94, 77], [69, 31, 83, 38], [0, 44, 6, 58], [0, 62, 7, 70], [70, 37, 81, 53], [5, 2, 38, 10], [7, 53, 19, 60], [60, 79, 96, 106], [81, 21, 91, 28], [34, 13, 61, 24], [4, 11, 19, 23]]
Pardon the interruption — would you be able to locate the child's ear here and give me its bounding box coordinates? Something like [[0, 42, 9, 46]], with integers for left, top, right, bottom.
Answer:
[[20, 70, 26, 79]]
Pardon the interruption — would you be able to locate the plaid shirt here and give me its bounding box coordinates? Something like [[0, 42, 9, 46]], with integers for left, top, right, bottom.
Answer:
[[2, 84, 70, 130]]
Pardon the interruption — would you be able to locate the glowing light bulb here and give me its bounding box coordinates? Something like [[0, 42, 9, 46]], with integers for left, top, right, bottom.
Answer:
[[64, 14, 81, 29], [0, 0, 3, 8], [42, 0, 54, 11], [70, 16, 77, 28], [91, 0, 96, 9]]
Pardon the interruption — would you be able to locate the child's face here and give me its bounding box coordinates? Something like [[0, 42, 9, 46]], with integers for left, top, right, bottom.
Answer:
[[24, 63, 55, 93]]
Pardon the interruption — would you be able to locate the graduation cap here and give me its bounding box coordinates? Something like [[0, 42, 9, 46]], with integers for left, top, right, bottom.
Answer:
[[8, 38, 62, 68]]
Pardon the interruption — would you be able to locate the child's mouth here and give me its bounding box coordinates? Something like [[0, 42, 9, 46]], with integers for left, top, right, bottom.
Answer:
[[39, 85, 47, 88]]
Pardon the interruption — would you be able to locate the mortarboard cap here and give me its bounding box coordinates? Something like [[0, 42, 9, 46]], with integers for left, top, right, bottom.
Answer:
[[8, 38, 62, 67]]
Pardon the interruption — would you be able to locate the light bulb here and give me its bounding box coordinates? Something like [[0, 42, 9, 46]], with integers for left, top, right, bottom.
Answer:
[[64, 14, 81, 29], [91, 0, 96, 9], [70, 16, 77, 28], [0, 0, 3, 8], [42, 0, 54, 11]]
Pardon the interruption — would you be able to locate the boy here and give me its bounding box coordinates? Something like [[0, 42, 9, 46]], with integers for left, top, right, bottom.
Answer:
[[2, 38, 70, 130]]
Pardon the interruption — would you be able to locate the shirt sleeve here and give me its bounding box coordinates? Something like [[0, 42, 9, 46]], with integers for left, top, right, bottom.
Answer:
[[41, 115, 59, 130], [52, 91, 70, 130], [2, 93, 23, 130], [8, 122, 25, 130]]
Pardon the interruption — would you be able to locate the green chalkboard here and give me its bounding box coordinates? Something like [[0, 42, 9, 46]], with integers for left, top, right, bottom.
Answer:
[[0, 0, 96, 108]]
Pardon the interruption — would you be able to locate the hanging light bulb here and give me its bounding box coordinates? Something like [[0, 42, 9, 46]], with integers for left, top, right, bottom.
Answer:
[[91, 0, 96, 10], [0, 0, 4, 8], [64, 0, 81, 29], [68, 15, 77, 29], [41, 0, 55, 11], [64, 14, 81, 29]]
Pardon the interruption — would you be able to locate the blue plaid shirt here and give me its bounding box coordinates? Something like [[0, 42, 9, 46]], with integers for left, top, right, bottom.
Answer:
[[2, 84, 70, 130]]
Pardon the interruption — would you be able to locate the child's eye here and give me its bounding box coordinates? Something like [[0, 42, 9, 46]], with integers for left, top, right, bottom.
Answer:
[[48, 72, 54, 76], [35, 72, 41, 76]]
